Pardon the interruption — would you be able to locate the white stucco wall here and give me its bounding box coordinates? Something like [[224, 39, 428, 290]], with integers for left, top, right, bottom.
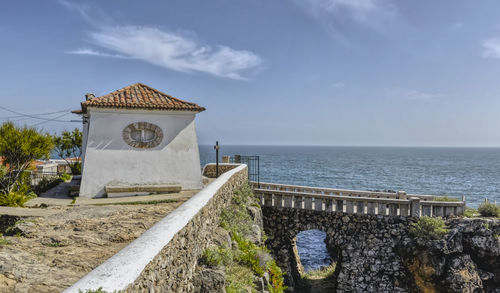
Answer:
[[79, 108, 202, 198]]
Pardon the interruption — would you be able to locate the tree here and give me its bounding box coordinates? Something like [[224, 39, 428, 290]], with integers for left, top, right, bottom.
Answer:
[[0, 122, 54, 194], [53, 128, 83, 175]]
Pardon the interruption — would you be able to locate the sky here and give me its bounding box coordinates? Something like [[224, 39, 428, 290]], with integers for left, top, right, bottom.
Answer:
[[1, 0, 500, 147]]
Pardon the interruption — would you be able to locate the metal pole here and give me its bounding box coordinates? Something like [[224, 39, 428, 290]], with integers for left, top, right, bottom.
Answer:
[[214, 141, 220, 178]]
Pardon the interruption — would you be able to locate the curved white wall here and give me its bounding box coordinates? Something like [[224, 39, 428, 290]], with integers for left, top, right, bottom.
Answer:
[[65, 164, 247, 293]]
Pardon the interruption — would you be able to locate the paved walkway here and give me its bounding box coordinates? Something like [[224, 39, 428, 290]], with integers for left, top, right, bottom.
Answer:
[[1, 177, 214, 217]]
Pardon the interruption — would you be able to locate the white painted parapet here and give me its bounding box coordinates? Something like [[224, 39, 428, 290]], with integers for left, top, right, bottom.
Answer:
[[64, 164, 247, 293]]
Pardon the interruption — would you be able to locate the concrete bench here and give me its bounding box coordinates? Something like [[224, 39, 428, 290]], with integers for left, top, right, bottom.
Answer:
[[105, 185, 182, 198]]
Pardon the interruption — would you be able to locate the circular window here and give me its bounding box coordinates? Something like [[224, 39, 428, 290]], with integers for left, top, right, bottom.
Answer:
[[122, 122, 163, 148]]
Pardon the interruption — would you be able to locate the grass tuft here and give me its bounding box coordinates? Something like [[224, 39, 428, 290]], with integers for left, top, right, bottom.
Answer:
[[301, 264, 336, 280], [433, 195, 459, 202], [410, 216, 449, 240], [478, 202, 500, 218]]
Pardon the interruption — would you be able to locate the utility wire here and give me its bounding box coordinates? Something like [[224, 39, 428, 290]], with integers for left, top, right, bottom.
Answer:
[[30, 113, 72, 127], [0, 105, 74, 122], [0, 109, 72, 119]]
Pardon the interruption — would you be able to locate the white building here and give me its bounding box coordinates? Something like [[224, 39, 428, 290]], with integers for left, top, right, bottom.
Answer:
[[73, 83, 206, 198]]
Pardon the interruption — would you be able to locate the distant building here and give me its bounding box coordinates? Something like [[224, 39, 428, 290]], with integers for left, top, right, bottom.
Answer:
[[73, 83, 205, 198]]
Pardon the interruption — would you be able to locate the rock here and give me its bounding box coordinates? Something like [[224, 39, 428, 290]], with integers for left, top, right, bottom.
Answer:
[[441, 254, 482, 293], [0, 274, 16, 293], [254, 276, 265, 292], [245, 224, 262, 245], [193, 268, 226, 293], [256, 251, 273, 269], [212, 227, 232, 248]]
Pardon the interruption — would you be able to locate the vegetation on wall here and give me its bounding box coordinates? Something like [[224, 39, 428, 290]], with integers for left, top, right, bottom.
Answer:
[[477, 201, 500, 218], [201, 183, 287, 293], [410, 216, 449, 240]]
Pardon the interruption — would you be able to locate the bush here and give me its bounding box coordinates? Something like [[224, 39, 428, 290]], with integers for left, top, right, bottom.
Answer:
[[0, 191, 35, 207], [60, 173, 72, 182], [464, 207, 478, 218], [225, 265, 256, 293], [410, 216, 449, 240], [478, 202, 500, 217], [32, 177, 63, 195], [200, 245, 233, 267], [268, 260, 287, 293]]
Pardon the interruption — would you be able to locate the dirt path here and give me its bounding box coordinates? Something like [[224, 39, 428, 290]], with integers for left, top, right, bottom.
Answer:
[[0, 202, 185, 292]]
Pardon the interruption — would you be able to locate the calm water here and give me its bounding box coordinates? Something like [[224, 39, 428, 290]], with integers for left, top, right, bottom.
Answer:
[[199, 145, 500, 271]]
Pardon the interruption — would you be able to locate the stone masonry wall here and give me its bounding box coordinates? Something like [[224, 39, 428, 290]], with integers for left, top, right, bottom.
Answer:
[[202, 164, 239, 178], [262, 207, 500, 293], [125, 166, 248, 292]]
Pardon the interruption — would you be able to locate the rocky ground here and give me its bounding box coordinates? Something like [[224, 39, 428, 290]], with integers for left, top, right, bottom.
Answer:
[[0, 201, 185, 293]]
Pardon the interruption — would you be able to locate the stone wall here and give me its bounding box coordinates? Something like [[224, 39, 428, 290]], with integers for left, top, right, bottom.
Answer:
[[202, 163, 240, 178], [65, 165, 247, 293], [126, 165, 247, 292], [262, 207, 500, 292]]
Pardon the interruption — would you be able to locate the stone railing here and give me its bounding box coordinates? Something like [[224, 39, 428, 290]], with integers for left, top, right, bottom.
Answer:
[[65, 164, 248, 293], [252, 182, 465, 217], [202, 163, 241, 178]]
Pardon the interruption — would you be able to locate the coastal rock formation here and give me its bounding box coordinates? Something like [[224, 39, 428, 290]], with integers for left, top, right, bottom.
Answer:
[[262, 207, 500, 292]]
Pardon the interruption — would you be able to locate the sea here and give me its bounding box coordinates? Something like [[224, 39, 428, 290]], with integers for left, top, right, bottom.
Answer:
[[199, 145, 500, 271]]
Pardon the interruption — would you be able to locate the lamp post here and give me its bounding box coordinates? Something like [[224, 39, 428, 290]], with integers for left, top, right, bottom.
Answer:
[[214, 141, 220, 178]]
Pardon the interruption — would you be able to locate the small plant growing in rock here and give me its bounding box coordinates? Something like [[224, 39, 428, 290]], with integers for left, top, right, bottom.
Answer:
[[268, 260, 287, 293], [410, 216, 449, 240], [478, 201, 500, 217], [200, 245, 233, 267], [433, 195, 459, 202], [0, 234, 8, 246], [464, 207, 478, 218]]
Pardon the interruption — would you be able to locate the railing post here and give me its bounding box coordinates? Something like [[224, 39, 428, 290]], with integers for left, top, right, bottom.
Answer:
[[410, 197, 421, 217], [397, 191, 407, 200]]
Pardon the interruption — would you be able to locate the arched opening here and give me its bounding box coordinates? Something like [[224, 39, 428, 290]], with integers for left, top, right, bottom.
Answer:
[[294, 230, 337, 292]]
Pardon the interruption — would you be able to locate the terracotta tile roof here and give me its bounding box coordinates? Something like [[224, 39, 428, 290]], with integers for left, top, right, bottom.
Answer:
[[78, 83, 205, 113]]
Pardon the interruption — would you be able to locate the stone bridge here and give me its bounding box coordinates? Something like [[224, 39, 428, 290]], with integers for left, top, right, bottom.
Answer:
[[261, 206, 416, 292], [252, 183, 500, 293]]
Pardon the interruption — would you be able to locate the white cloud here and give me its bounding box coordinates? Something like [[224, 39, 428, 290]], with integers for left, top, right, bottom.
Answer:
[[66, 48, 127, 58], [296, 0, 397, 30], [407, 90, 442, 101], [70, 26, 262, 80], [482, 38, 500, 59]]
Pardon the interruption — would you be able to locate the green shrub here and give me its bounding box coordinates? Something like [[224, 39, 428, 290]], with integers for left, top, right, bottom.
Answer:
[[232, 232, 267, 276], [267, 260, 287, 293], [464, 207, 478, 218], [200, 245, 233, 267], [0, 191, 34, 207], [60, 173, 72, 182], [433, 195, 459, 202], [225, 265, 256, 293], [410, 216, 449, 240], [478, 202, 500, 217], [32, 177, 63, 195], [0, 234, 8, 246], [220, 183, 256, 236]]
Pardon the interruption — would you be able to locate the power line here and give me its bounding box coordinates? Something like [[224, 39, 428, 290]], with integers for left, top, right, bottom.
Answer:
[[0, 105, 74, 122], [30, 113, 72, 127], [0, 109, 72, 119]]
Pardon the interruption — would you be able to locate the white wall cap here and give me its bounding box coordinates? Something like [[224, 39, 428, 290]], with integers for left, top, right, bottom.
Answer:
[[64, 164, 246, 293]]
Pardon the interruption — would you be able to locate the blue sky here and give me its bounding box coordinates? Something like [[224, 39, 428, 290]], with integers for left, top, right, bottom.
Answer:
[[1, 0, 500, 146]]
